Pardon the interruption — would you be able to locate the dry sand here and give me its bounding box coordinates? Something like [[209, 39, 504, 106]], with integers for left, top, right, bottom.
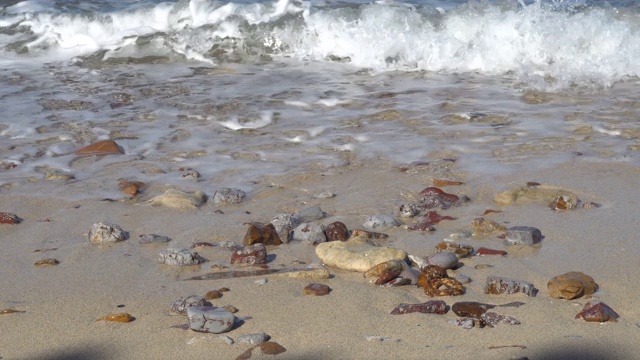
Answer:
[[1, 159, 639, 360]]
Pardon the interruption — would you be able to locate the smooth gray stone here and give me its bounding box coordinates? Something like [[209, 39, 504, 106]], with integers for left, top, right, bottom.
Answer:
[[187, 306, 235, 334], [170, 295, 207, 315], [505, 226, 542, 245], [237, 333, 270, 345], [159, 248, 204, 266], [294, 206, 325, 222], [292, 222, 326, 245], [213, 187, 246, 204], [363, 215, 399, 231], [426, 251, 459, 269]]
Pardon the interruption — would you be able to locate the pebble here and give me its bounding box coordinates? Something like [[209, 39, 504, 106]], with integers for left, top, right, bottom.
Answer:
[[313, 191, 335, 199], [475, 247, 507, 256], [170, 295, 208, 315], [293, 205, 325, 222], [159, 248, 205, 266], [435, 241, 473, 258], [303, 283, 332, 296], [452, 302, 495, 318], [96, 312, 134, 323], [222, 305, 238, 313], [548, 272, 598, 300], [418, 186, 460, 209], [237, 333, 270, 345], [324, 221, 349, 242], [139, 234, 171, 244], [575, 300, 619, 323], [147, 189, 207, 209], [364, 260, 404, 279], [363, 215, 399, 231], [315, 234, 407, 272], [88, 223, 129, 243], [390, 300, 449, 315], [34, 259, 59, 266], [204, 290, 223, 300], [235, 342, 287, 360], [292, 222, 327, 245], [426, 251, 459, 270], [471, 217, 506, 237], [243, 223, 282, 246], [187, 306, 235, 333], [505, 226, 542, 245], [0, 212, 21, 224], [485, 276, 536, 296], [213, 187, 246, 204], [474, 264, 493, 269], [270, 213, 299, 244], [549, 195, 577, 210], [74, 139, 123, 155], [231, 243, 267, 265], [273, 266, 331, 280]]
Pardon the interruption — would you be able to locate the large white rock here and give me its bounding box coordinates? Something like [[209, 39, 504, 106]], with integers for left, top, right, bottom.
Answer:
[[315, 235, 407, 272]]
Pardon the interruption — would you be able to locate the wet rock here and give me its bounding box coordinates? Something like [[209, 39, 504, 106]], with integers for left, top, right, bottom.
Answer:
[[324, 221, 349, 242], [548, 272, 598, 300], [231, 243, 267, 265], [96, 312, 134, 323], [452, 302, 495, 318], [213, 187, 246, 204], [159, 248, 205, 266], [235, 342, 286, 360], [34, 259, 59, 266], [435, 241, 473, 259], [237, 333, 270, 345], [549, 195, 577, 210], [481, 312, 521, 326], [495, 186, 578, 206], [74, 140, 123, 156], [426, 251, 459, 270], [485, 276, 536, 296], [475, 247, 507, 256], [315, 234, 407, 272], [270, 213, 298, 244], [399, 203, 419, 218], [390, 300, 449, 315], [171, 295, 208, 315], [418, 187, 460, 209], [243, 223, 282, 246], [575, 300, 619, 323], [471, 217, 506, 237], [418, 265, 465, 297], [88, 222, 128, 243], [139, 234, 171, 244], [303, 283, 331, 296], [187, 306, 235, 333], [293, 205, 325, 222], [118, 181, 145, 197], [147, 189, 207, 209], [505, 226, 542, 245], [292, 222, 326, 245], [363, 215, 399, 231], [0, 212, 21, 224]]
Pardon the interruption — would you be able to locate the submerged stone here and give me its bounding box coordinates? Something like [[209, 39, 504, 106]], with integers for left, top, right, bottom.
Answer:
[[475, 247, 507, 256], [471, 218, 506, 237], [495, 186, 578, 206], [74, 140, 123, 156]]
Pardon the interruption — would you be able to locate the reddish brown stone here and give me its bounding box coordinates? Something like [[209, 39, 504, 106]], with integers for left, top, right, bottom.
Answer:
[[374, 269, 401, 286], [303, 283, 331, 296], [482, 209, 502, 215], [432, 179, 464, 186], [231, 243, 267, 265], [452, 301, 495, 318], [204, 290, 222, 300], [418, 187, 460, 209], [0, 212, 21, 224], [575, 301, 619, 323], [391, 300, 449, 315], [34, 259, 59, 266], [324, 221, 349, 242], [475, 247, 508, 256], [118, 180, 145, 196], [74, 140, 124, 156], [243, 223, 282, 246], [236, 341, 287, 360]]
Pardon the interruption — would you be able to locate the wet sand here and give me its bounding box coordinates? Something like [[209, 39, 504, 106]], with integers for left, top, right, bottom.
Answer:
[[0, 159, 639, 360]]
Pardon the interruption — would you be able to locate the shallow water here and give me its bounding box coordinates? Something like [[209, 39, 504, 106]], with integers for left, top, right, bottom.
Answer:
[[2, 0, 640, 199]]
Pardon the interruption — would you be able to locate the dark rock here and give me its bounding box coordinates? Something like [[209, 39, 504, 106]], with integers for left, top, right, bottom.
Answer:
[[391, 300, 449, 315], [0, 212, 21, 225], [452, 302, 495, 318], [575, 300, 619, 322], [325, 221, 349, 242], [303, 283, 331, 296], [243, 223, 282, 246]]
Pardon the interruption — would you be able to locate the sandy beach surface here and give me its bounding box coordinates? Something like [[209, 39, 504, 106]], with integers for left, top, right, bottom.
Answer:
[[1, 158, 639, 360]]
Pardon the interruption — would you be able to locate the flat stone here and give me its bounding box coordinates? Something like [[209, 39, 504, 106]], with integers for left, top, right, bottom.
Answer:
[[74, 140, 123, 156], [204, 290, 223, 300], [231, 243, 267, 265], [243, 223, 282, 246], [548, 272, 598, 300], [293, 205, 325, 222], [363, 215, 399, 231], [505, 226, 542, 245], [0, 212, 21, 224], [147, 189, 207, 209], [292, 222, 326, 245], [88, 222, 128, 243], [315, 235, 407, 272], [303, 283, 331, 296], [213, 187, 245, 204], [186, 306, 235, 333], [171, 295, 208, 315], [159, 248, 204, 266], [118, 181, 145, 197], [485, 276, 536, 296], [481, 312, 521, 326], [237, 332, 270, 345]]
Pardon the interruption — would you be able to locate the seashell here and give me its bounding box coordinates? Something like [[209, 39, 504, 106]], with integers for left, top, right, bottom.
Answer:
[[96, 312, 135, 323], [88, 222, 128, 243]]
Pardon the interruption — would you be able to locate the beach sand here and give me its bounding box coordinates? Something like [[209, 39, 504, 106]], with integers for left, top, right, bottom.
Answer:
[[1, 159, 639, 360]]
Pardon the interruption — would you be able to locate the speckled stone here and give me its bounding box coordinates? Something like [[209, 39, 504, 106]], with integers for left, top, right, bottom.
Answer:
[[159, 248, 204, 266], [88, 222, 128, 243]]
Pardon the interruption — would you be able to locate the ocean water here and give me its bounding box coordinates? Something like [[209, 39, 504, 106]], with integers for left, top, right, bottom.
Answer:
[[2, 0, 640, 198]]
